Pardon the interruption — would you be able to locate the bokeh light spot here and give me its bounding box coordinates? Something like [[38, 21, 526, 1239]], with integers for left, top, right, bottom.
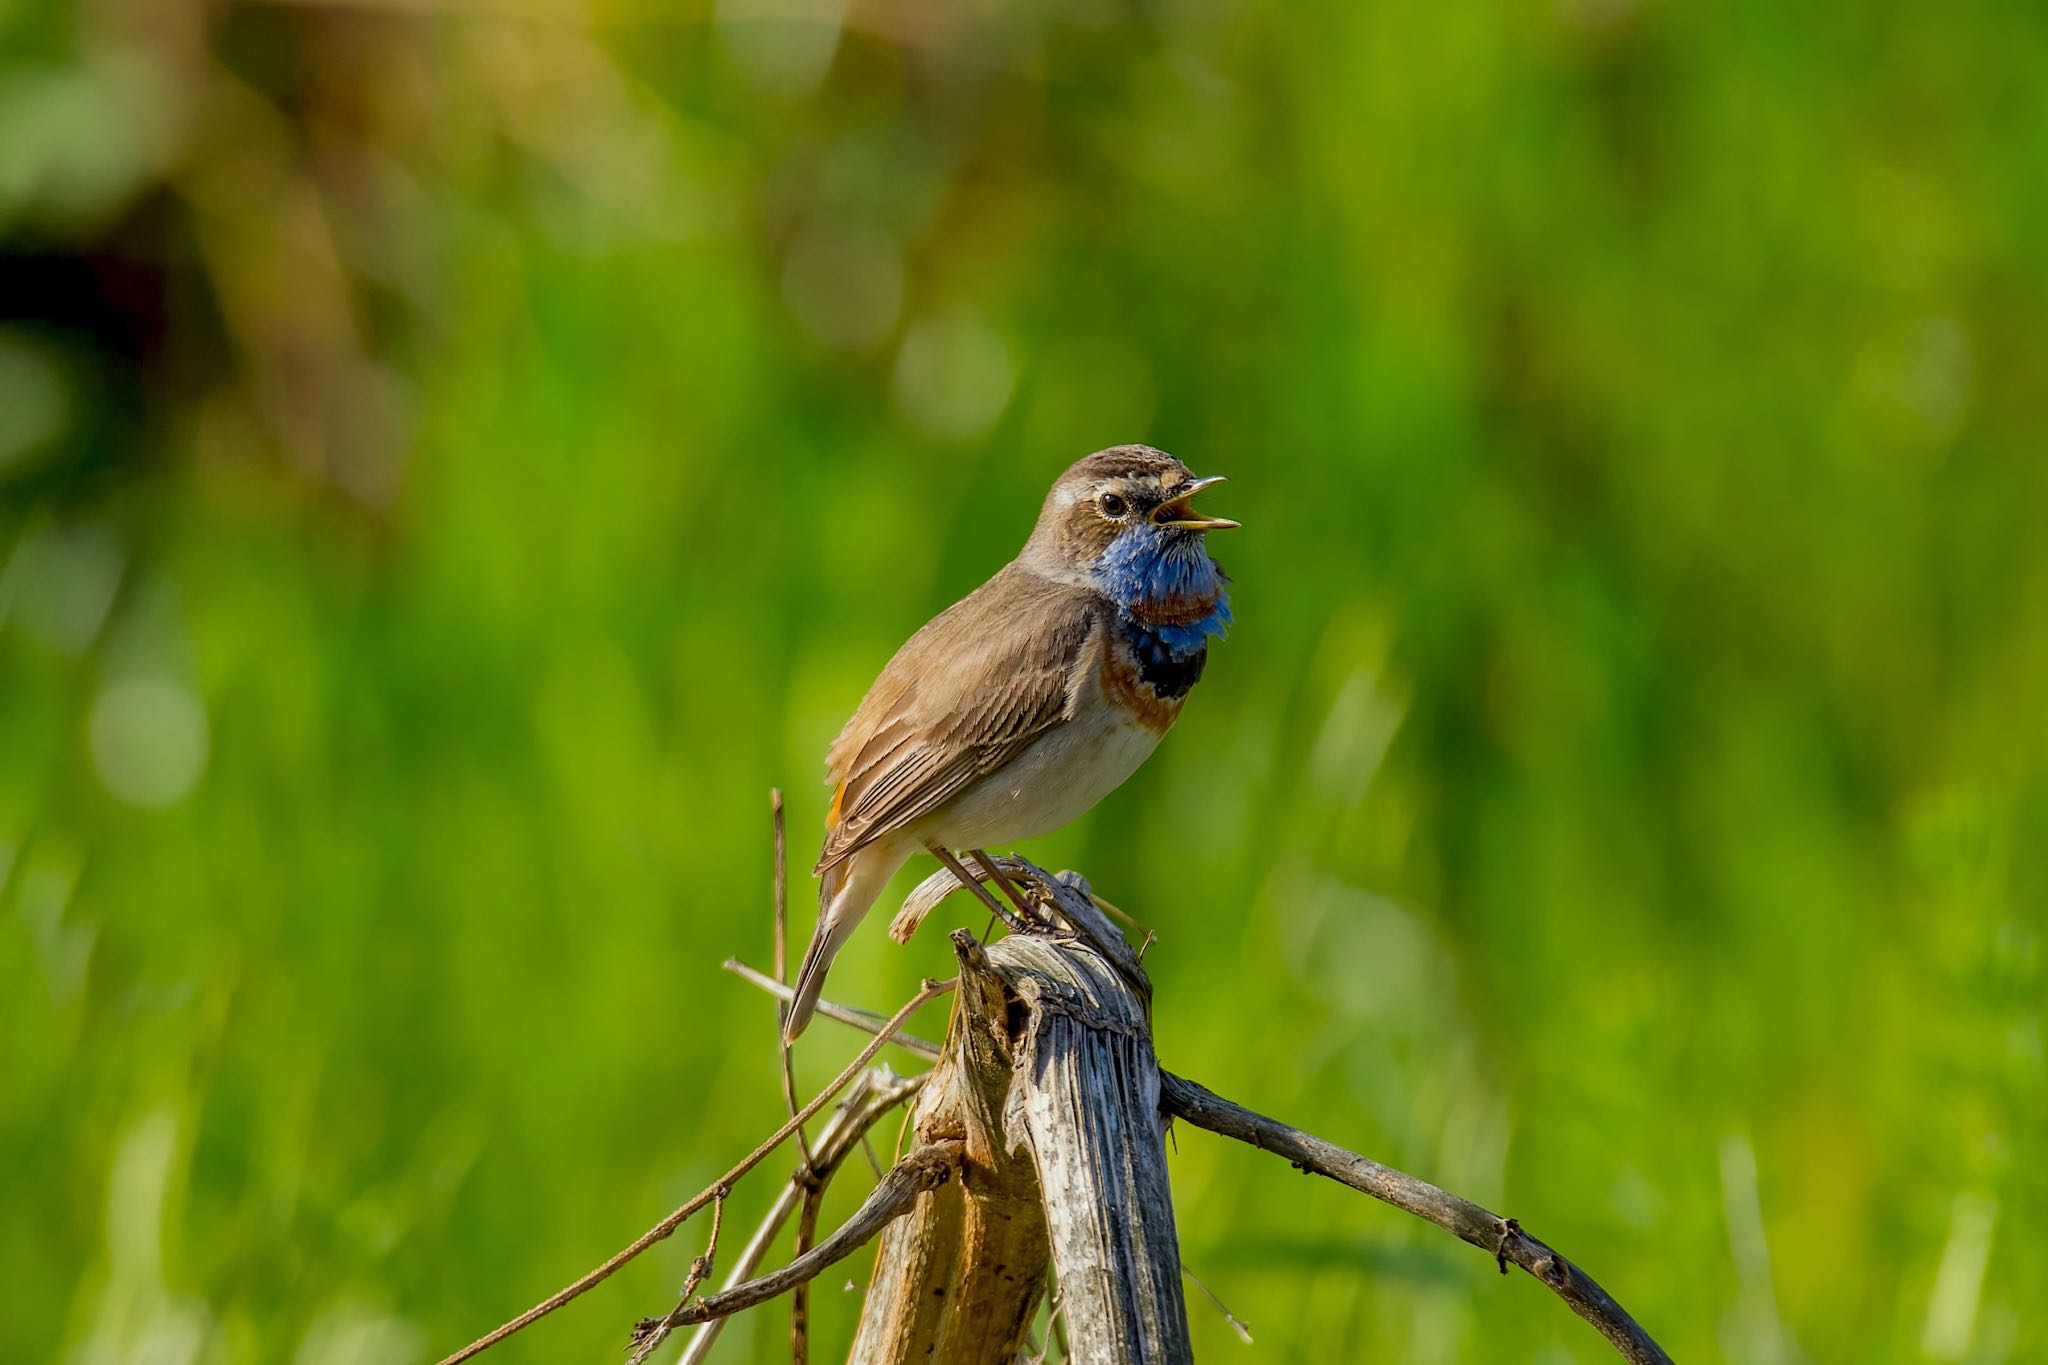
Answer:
[[781, 220, 904, 351], [6, 521, 124, 654], [891, 310, 1013, 443], [89, 676, 210, 809], [716, 0, 849, 96]]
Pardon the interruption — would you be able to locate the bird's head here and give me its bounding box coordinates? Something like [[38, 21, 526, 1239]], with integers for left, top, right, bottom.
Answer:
[[1022, 444, 1238, 582]]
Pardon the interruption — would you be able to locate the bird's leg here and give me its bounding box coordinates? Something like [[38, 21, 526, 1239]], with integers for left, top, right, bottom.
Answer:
[[968, 849, 1045, 928], [924, 843, 1029, 936]]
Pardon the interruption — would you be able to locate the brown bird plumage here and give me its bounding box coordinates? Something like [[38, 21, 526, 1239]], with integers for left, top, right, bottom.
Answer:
[[817, 566, 1101, 874]]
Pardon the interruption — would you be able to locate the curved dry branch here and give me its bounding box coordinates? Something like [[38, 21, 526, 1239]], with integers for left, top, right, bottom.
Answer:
[[448, 838, 1672, 1365], [1158, 1072, 1674, 1365], [633, 1141, 964, 1333], [668, 1067, 924, 1364], [434, 977, 957, 1365], [789, 1163, 826, 1365], [723, 958, 944, 1059], [725, 869, 1675, 1365]]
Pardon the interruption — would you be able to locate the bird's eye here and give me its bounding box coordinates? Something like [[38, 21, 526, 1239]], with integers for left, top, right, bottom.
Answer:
[[1098, 492, 1128, 518]]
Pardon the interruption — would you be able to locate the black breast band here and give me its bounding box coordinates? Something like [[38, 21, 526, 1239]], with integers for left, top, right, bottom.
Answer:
[[1123, 619, 1207, 700]]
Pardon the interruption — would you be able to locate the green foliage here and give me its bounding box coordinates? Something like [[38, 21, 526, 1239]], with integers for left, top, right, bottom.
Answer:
[[3, 2, 2044, 1361]]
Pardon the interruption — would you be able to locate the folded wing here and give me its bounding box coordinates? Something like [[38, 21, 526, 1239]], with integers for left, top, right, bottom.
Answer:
[[816, 566, 1100, 873]]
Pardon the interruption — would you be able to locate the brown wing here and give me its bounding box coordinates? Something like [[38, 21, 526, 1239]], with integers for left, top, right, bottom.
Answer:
[[815, 565, 1102, 873]]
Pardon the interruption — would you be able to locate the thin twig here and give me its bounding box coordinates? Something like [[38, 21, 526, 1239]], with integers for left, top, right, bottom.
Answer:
[[676, 1071, 922, 1365], [1181, 1263, 1253, 1344], [629, 1142, 962, 1332], [722, 959, 943, 1059], [790, 1168, 825, 1365], [771, 788, 789, 983], [1086, 889, 1153, 944], [771, 789, 815, 1171], [434, 978, 956, 1365], [1158, 1072, 1673, 1365], [625, 1189, 728, 1364]]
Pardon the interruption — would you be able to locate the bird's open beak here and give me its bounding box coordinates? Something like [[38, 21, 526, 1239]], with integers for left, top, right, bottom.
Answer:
[[1152, 475, 1240, 530]]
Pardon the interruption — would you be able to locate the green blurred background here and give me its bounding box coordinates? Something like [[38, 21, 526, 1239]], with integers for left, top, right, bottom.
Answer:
[[3, 1, 2044, 1361]]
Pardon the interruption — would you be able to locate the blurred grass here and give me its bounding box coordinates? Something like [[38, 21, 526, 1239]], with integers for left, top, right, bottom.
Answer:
[[3, 1, 2045, 1362]]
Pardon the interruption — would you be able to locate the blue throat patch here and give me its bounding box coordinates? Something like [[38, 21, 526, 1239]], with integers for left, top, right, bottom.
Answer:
[[1091, 527, 1232, 660]]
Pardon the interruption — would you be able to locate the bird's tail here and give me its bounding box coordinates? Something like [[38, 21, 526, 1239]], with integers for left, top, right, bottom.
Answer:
[[784, 914, 854, 1042], [784, 843, 911, 1043]]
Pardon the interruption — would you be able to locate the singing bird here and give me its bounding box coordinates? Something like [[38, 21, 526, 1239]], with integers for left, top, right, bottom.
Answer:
[[784, 445, 1238, 1041]]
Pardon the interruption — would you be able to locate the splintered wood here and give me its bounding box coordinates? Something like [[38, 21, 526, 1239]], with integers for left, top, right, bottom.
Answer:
[[850, 912, 1189, 1363]]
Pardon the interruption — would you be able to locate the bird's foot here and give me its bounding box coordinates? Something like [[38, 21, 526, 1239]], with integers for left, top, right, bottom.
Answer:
[[924, 843, 1032, 936], [967, 848, 1053, 932]]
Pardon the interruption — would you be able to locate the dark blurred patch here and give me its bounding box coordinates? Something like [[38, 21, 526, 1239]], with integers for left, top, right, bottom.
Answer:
[[0, 200, 170, 514]]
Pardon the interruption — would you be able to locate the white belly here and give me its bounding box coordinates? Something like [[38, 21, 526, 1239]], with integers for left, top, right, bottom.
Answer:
[[919, 698, 1164, 849]]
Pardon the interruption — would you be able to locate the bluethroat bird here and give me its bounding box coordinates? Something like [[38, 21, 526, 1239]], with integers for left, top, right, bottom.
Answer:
[[784, 445, 1237, 1041]]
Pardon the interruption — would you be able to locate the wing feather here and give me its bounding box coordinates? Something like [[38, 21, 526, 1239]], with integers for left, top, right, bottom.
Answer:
[[816, 566, 1101, 872]]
